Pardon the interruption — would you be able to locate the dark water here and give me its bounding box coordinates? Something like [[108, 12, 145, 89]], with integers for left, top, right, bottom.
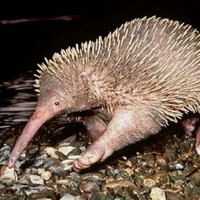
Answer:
[[0, 72, 36, 135]]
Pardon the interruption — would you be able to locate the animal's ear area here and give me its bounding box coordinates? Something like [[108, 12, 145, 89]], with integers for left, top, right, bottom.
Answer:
[[71, 94, 80, 102]]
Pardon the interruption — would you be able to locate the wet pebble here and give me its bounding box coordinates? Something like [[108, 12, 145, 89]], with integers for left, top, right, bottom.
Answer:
[[44, 147, 59, 159], [163, 146, 177, 162], [79, 180, 100, 193], [190, 171, 200, 186], [81, 172, 104, 181], [156, 155, 167, 166], [0, 166, 17, 181], [59, 193, 77, 200], [150, 187, 166, 200], [90, 192, 106, 200], [169, 161, 184, 170], [58, 146, 75, 156], [32, 154, 49, 167], [104, 179, 138, 190], [29, 175, 44, 185], [19, 174, 32, 184], [153, 170, 170, 185], [0, 145, 11, 164], [49, 165, 66, 175], [56, 178, 75, 187], [143, 178, 156, 188], [41, 170, 52, 181]]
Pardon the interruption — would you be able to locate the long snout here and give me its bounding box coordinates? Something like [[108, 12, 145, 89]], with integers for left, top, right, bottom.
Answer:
[[7, 108, 53, 168]]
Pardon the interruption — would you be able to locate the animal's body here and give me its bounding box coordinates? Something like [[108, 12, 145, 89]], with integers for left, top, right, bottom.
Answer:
[[8, 16, 200, 170]]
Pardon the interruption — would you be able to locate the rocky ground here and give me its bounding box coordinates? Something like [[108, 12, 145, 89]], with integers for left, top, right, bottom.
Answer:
[[1, 120, 200, 200]]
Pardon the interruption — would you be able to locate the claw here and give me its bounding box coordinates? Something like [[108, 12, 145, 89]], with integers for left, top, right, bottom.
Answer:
[[72, 143, 113, 171]]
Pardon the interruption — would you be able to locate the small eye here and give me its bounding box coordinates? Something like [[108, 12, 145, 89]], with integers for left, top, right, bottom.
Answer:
[[54, 102, 60, 106]]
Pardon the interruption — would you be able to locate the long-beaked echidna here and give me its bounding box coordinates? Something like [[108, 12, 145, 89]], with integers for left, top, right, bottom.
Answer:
[[8, 16, 200, 171]]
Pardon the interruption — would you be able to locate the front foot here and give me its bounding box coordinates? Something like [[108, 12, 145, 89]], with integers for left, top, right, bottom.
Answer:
[[73, 142, 113, 171]]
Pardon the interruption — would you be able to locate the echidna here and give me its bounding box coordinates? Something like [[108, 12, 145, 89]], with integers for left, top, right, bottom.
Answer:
[[8, 16, 200, 171]]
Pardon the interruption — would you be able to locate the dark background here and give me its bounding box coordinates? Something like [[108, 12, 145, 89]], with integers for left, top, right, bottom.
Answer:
[[0, 0, 199, 82]]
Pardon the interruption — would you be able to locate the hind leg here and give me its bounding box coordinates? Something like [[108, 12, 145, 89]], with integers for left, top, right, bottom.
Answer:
[[84, 110, 109, 140], [181, 115, 200, 154], [195, 128, 200, 154], [181, 117, 199, 134], [73, 107, 162, 171]]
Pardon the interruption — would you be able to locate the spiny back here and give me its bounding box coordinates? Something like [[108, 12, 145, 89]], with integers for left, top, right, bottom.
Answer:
[[102, 16, 200, 124], [35, 16, 200, 125]]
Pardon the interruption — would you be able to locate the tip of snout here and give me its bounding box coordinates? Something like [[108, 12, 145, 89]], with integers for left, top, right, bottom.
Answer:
[[7, 157, 16, 168]]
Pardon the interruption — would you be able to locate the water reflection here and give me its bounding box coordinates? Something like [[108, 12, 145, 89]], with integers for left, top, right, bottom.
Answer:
[[0, 71, 80, 138], [0, 72, 36, 132]]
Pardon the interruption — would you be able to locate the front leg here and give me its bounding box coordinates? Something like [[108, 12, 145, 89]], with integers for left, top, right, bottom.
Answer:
[[73, 107, 162, 171]]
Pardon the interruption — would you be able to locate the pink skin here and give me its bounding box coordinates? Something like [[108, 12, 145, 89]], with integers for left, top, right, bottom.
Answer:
[[8, 100, 200, 171], [73, 107, 162, 171], [8, 101, 162, 171], [7, 107, 55, 168], [181, 117, 199, 134], [195, 128, 200, 154], [181, 117, 200, 155], [7, 84, 69, 168]]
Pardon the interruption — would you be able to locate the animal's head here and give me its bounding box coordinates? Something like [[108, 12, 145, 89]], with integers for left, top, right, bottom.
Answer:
[[35, 73, 88, 118], [8, 54, 90, 168]]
